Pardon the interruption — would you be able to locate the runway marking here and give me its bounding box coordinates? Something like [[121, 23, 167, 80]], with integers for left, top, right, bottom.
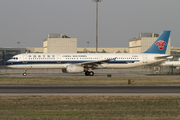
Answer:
[[0, 93, 180, 96]]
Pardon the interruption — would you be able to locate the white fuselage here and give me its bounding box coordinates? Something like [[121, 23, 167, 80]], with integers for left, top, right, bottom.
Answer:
[[6, 53, 168, 69], [161, 61, 180, 67]]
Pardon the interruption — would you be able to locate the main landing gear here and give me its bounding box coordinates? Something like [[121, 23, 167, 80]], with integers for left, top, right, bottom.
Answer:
[[23, 69, 27, 76], [85, 71, 94, 76]]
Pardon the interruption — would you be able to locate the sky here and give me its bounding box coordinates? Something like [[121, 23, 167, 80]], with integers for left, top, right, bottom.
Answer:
[[0, 0, 180, 48]]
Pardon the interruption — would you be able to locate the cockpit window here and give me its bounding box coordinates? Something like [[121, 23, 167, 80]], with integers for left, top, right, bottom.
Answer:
[[11, 57, 18, 60]]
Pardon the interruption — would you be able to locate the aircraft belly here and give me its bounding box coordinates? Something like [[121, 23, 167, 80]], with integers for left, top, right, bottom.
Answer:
[[7, 64, 65, 69]]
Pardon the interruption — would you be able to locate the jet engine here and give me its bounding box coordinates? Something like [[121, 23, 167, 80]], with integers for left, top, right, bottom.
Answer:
[[62, 65, 84, 73], [176, 67, 180, 69]]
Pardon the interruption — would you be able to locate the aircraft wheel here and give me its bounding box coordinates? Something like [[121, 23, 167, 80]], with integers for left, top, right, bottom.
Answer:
[[89, 71, 94, 76], [23, 73, 27, 76], [85, 71, 90, 76]]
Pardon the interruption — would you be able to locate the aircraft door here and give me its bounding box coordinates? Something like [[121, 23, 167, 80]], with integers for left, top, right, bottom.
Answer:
[[98, 56, 103, 60], [57, 55, 61, 63], [23, 55, 28, 68], [143, 54, 147, 63]]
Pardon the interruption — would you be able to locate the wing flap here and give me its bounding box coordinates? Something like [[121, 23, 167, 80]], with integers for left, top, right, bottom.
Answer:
[[73, 59, 111, 66]]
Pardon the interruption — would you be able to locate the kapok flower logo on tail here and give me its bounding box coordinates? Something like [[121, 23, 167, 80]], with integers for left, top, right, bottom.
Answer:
[[156, 40, 166, 50]]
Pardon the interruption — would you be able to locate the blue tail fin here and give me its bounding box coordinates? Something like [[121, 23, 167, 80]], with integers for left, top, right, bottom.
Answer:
[[144, 30, 171, 54]]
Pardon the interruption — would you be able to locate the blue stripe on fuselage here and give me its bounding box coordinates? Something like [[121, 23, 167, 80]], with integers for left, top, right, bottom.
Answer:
[[6, 60, 140, 66]]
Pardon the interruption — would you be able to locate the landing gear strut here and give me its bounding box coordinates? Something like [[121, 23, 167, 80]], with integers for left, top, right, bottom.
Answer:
[[23, 69, 27, 76], [85, 71, 94, 76]]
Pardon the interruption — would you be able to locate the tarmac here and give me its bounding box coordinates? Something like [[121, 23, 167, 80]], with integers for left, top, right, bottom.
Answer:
[[1, 67, 180, 96], [0, 66, 176, 77], [0, 86, 180, 96]]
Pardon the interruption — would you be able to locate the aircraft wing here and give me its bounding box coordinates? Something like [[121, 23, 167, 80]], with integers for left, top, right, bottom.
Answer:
[[73, 59, 111, 67]]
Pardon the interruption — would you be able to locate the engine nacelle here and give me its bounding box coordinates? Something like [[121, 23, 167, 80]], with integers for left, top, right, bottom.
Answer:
[[62, 65, 84, 73], [176, 67, 180, 69]]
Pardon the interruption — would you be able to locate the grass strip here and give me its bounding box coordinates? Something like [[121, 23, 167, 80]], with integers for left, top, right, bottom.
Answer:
[[0, 76, 180, 86], [0, 96, 180, 120]]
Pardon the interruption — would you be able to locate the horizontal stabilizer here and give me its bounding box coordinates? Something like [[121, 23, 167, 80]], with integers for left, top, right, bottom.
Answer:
[[155, 55, 172, 60]]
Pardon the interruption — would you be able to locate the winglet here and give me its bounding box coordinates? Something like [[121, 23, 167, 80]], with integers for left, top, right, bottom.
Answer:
[[144, 31, 171, 54]]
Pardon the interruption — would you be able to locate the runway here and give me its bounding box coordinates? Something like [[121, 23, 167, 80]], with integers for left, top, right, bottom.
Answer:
[[3, 73, 180, 77], [2, 73, 146, 77], [0, 86, 180, 94]]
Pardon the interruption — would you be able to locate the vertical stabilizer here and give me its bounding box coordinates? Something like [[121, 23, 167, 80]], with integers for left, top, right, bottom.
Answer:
[[144, 31, 171, 54]]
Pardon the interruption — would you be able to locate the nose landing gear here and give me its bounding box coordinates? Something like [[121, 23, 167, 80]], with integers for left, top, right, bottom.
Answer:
[[23, 73, 27, 76], [23, 69, 27, 76]]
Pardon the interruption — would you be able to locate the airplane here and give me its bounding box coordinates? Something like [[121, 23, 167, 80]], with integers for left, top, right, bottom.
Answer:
[[161, 61, 180, 69], [6, 30, 171, 76]]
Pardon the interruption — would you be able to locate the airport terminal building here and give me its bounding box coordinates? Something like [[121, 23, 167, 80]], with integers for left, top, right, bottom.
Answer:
[[77, 47, 129, 53], [43, 34, 77, 53]]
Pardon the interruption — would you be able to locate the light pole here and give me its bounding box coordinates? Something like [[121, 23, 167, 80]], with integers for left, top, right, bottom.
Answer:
[[17, 42, 20, 47], [92, 0, 102, 53], [87, 41, 90, 47]]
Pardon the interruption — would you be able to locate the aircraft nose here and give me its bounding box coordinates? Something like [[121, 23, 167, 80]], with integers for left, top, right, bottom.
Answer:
[[5, 61, 10, 66]]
